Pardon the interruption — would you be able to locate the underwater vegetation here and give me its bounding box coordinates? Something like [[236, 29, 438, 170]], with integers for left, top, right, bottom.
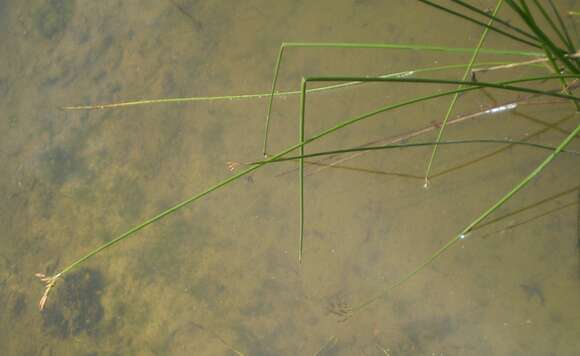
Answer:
[[34, 3, 579, 347]]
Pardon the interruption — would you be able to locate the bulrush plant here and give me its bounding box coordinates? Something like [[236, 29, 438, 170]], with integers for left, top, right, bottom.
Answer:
[[38, 0, 579, 320]]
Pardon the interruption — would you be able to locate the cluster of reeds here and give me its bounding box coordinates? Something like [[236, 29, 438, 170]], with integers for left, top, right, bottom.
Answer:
[[38, 0, 579, 319]]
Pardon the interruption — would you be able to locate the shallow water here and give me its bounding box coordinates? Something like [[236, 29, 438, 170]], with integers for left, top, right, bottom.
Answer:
[[1, 1, 579, 355]]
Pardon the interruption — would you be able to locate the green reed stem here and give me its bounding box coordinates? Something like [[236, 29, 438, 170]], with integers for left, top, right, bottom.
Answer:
[[417, 0, 540, 48], [43, 74, 578, 306], [450, 0, 538, 41], [547, 0, 577, 60], [507, 0, 578, 73], [62, 72, 410, 110], [261, 42, 544, 156], [263, 43, 286, 158], [303, 75, 580, 102], [298, 78, 306, 264], [541, 45, 580, 111], [292, 73, 577, 264], [251, 139, 580, 164], [424, 0, 503, 186], [350, 122, 580, 314], [532, 0, 576, 54], [62, 61, 543, 111]]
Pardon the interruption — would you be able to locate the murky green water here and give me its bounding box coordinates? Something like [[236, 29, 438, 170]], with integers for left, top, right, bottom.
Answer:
[[1, 1, 579, 355]]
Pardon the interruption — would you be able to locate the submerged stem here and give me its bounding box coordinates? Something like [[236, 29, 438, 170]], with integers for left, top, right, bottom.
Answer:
[[261, 42, 544, 156], [251, 139, 580, 164], [348, 122, 580, 316], [424, 0, 503, 186], [37, 74, 578, 310], [298, 78, 306, 263]]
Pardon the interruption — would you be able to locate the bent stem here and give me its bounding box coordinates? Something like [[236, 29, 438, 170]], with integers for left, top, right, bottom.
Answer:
[[293, 73, 577, 271], [37, 75, 578, 310], [261, 42, 544, 156], [424, 0, 502, 187], [347, 122, 580, 316]]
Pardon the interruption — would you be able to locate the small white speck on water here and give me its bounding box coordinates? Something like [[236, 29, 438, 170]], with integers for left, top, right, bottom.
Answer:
[[483, 102, 518, 115]]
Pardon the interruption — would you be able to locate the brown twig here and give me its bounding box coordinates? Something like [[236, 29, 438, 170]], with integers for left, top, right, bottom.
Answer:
[[35, 272, 62, 311]]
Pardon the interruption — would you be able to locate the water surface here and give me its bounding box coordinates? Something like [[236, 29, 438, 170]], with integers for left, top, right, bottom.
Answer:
[[1, 1, 579, 355]]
